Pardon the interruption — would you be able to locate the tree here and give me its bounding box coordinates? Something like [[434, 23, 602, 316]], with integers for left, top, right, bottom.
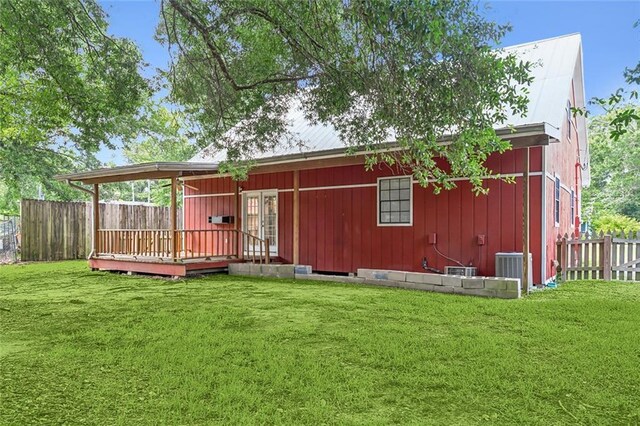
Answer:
[[578, 20, 639, 141], [0, 0, 149, 211], [123, 106, 197, 165], [158, 0, 532, 193], [122, 105, 197, 206], [582, 106, 640, 222]]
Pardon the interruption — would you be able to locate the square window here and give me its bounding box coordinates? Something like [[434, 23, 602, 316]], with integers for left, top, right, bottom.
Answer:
[[378, 177, 412, 225]]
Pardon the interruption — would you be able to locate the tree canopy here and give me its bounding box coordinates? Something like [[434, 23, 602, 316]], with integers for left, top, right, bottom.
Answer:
[[159, 0, 532, 193], [0, 0, 149, 211], [577, 20, 639, 141], [121, 106, 196, 206], [582, 106, 640, 223]]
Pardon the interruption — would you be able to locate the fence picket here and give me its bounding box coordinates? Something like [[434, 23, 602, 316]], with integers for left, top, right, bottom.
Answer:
[[628, 239, 634, 281], [576, 239, 583, 280], [636, 238, 640, 281]]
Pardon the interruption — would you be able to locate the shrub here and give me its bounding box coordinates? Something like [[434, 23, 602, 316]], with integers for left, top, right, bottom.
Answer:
[[592, 213, 640, 234]]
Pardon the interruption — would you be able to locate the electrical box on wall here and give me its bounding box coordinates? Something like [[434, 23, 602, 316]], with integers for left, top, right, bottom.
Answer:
[[477, 234, 486, 246], [208, 216, 234, 224], [428, 233, 437, 245]]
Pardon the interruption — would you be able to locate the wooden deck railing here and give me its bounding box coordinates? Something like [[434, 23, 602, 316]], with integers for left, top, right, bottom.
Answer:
[[96, 229, 270, 264], [98, 229, 173, 258], [238, 230, 271, 264], [178, 229, 237, 259]]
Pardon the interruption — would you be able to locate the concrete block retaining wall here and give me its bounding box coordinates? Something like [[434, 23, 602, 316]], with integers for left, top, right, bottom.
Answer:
[[229, 263, 295, 279], [229, 263, 521, 299], [356, 269, 521, 299]]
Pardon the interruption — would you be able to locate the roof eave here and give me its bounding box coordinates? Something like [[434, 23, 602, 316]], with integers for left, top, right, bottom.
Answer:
[[54, 162, 219, 184], [245, 122, 558, 165]]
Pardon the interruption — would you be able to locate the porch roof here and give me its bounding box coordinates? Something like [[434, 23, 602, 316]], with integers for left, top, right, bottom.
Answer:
[[54, 162, 218, 185]]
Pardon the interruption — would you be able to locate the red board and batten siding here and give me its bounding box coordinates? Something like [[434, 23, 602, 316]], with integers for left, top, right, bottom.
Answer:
[[542, 61, 585, 281], [184, 171, 295, 262], [184, 147, 545, 283]]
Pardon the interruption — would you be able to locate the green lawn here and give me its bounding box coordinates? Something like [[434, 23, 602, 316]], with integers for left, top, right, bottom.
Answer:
[[1, 262, 639, 425]]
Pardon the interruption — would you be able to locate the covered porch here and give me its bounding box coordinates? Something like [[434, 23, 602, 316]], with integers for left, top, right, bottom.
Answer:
[[56, 162, 271, 277]]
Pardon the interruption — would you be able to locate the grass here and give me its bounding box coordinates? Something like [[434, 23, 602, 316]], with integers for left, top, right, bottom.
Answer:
[[1, 262, 639, 425]]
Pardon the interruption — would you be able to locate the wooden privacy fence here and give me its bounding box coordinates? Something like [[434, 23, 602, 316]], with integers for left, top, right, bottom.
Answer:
[[557, 231, 640, 282], [20, 199, 182, 261]]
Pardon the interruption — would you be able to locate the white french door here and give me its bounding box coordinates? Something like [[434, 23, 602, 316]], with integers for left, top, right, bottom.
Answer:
[[243, 191, 278, 255]]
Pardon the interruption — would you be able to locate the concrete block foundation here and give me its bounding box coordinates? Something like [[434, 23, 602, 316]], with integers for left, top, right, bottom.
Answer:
[[230, 264, 521, 299]]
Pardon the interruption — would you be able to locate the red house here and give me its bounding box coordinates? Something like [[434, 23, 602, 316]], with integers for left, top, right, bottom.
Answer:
[[59, 34, 588, 287]]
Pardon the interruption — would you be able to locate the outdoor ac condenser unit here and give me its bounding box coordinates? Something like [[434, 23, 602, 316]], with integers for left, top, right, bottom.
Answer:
[[444, 266, 477, 276], [495, 252, 533, 286]]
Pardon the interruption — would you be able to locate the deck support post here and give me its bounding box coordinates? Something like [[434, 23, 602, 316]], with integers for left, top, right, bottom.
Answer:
[[92, 184, 100, 258], [293, 170, 300, 265], [522, 147, 530, 294], [170, 177, 178, 261]]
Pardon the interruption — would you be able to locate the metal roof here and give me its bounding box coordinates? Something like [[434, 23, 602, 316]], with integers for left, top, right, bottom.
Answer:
[[55, 162, 219, 184], [191, 33, 588, 183]]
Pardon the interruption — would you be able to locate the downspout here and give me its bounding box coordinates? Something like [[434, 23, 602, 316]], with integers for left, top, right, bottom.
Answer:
[[541, 147, 547, 283], [574, 162, 581, 236]]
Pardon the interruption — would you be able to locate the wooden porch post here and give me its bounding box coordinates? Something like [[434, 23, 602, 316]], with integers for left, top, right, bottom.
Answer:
[[170, 177, 177, 261], [522, 147, 530, 294], [92, 184, 100, 257], [235, 181, 243, 260], [293, 170, 300, 265]]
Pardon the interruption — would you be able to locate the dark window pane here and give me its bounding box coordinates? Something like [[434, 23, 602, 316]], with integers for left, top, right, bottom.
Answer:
[[379, 177, 412, 224]]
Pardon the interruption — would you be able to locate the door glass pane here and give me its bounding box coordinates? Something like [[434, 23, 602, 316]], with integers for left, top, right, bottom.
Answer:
[[263, 194, 277, 249], [246, 195, 260, 239]]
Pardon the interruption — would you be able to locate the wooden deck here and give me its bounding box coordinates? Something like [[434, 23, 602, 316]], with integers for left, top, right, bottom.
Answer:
[[89, 256, 242, 277], [90, 228, 270, 277]]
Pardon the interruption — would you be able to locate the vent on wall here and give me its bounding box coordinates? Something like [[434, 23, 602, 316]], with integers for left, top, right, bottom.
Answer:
[[495, 252, 533, 286], [444, 266, 477, 276]]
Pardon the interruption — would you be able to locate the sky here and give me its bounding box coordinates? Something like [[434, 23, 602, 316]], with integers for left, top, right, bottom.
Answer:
[[98, 0, 640, 164]]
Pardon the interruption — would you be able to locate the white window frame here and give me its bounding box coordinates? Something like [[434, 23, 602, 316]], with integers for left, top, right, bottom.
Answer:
[[376, 176, 413, 227], [554, 175, 561, 227]]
